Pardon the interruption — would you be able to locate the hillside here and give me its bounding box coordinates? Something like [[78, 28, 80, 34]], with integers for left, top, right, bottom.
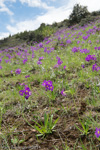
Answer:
[[0, 8, 100, 49], [0, 15, 100, 149]]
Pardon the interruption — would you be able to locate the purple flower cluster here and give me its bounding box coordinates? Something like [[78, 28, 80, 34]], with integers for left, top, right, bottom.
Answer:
[[72, 47, 80, 53], [56, 56, 63, 66], [94, 46, 100, 50], [5, 59, 10, 63], [38, 43, 43, 48], [19, 85, 31, 99], [80, 49, 90, 54], [39, 56, 44, 61], [83, 34, 90, 40], [66, 39, 71, 44], [86, 28, 94, 34], [42, 80, 54, 91], [23, 59, 27, 64], [0, 66, 2, 69], [95, 128, 100, 138], [85, 55, 96, 62], [44, 47, 47, 52], [58, 37, 61, 40], [0, 58, 2, 63], [15, 68, 21, 74], [25, 75, 30, 78], [37, 56, 44, 65], [46, 40, 51, 44], [92, 64, 100, 71], [37, 61, 42, 65]]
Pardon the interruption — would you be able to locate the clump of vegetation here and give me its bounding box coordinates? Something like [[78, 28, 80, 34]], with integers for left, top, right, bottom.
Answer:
[[1, 4, 100, 150], [69, 4, 90, 24], [79, 15, 97, 26]]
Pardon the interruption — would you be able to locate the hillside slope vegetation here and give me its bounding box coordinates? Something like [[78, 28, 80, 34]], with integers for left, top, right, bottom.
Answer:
[[1, 16, 100, 150]]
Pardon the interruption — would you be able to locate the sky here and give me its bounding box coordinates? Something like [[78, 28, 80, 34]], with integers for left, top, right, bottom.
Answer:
[[0, 0, 100, 40]]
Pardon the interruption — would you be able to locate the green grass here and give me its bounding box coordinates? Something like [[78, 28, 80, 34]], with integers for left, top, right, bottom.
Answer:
[[1, 19, 100, 149]]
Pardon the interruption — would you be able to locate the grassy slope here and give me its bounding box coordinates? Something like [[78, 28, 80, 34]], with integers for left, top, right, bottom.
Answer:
[[0, 19, 100, 150]]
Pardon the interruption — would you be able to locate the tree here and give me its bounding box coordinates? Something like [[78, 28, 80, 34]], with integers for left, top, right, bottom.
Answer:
[[39, 23, 46, 30], [69, 4, 90, 24]]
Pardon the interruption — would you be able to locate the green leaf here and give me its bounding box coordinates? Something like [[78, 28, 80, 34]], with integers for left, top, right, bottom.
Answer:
[[32, 119, 42, 128], [19, 139, 25, 144], [44, 113, 48, 128], [74, 124, 84, 133], [11, 138, 18, 144], [34, 125, 43, 134]]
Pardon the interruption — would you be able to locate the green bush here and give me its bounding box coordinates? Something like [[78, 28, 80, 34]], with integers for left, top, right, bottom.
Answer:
[[79, 15, 96, 26], [69, 4, 90, 25], [91, 11, 100, 16]]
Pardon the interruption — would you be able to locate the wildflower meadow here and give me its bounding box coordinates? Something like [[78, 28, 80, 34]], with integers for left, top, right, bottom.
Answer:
[[1, 17, 100, 150]]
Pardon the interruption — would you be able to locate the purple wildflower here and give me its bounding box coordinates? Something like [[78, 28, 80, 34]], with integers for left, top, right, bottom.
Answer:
[[5, 59, 10, 63], [56, 56, 60, 60], [64, 65, 66, 69], [15, 69, 21, 74], [32, 53, 34, 58], [46, 40, 51, 44], [37, 61, 42, 65], [80, 49, 90, 54], [23, 59, 27, 64], [25, 75, 30, 78], [54, 64, 59, 68], [19, 86, 31, 99], [66, 39, 71, 44], [19, 90, 24, 96], [83, 34, 90, 40], [94, 47, 98, 50], [61, 89, 67, 96], [0, 58, 2, 63], [24, 87, 31, 95], [72, 47, 79, 53], [81, 64, 85, 68], [58, 37, 61, 40], [39, 43, 43, 48], [39, 56, 44, 61], [44, 47, 47, 52], [42, 80, 54, 91], [92, 64, 100, 71], [42, 80, 47, 86], [47, 50, 51, 54], [98, 47, 100, 50], [77, 41, 80, 44], [95, 128, 100, 138], [11, 70, 13, 74], [85, 55, 96, 62], [57, 59, 63, 66]]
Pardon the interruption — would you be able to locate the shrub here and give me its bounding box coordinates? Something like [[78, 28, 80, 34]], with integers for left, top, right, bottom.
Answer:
[[69, 4, 90, 25], [79, 15, 96, 26]]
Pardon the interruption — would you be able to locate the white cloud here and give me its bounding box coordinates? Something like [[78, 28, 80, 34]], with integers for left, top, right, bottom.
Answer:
[[7, 19, 40, 34], [6, 5, 72, 36], [0, 32, 10, 39], [65, 0, 100, 13], [76, 0, 100, 12], [37, 6, 72, 23], [0, 0, 16, 15], [49, 0, 56, 1], [19, 0, 54, 10]]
